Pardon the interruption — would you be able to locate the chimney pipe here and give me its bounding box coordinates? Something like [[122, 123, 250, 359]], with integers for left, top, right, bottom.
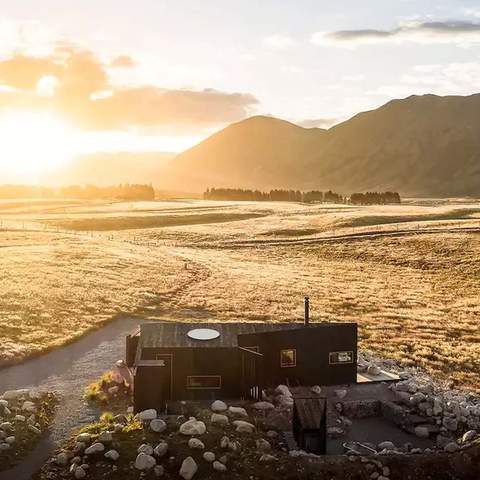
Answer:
[[304, 296, 310, 326]]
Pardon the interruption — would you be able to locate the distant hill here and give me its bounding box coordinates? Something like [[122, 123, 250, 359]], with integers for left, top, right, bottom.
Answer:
[[169, 94, 480, 197]]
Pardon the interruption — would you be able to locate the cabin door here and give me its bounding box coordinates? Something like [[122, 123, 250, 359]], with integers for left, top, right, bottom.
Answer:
[[156, 354, 173, 406]]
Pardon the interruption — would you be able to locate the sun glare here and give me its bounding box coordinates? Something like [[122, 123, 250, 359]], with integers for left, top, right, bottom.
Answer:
[[0, 111, 77, 178]]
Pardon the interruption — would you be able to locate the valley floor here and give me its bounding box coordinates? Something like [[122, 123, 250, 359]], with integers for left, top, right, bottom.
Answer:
[[0, 198, 479, 391]]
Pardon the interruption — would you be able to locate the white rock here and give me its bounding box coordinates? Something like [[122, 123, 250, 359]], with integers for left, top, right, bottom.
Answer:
[[220, 436, 229, 449], [311, 385, 322, 395], [85, 442, 105, 455], [105, 449, 120, 461], [367, 365, 381, 376], [150, 418, 167, 433], [56, 452, 69, 466], [377, 441, 395, 450], [203, 451, 215, 462], [188, 438, 205, 450], [211, 413, 229, 426], [228, 406, 248, 417], [76, 433, 91, 444], [22, 401, 36, 413], [256, 438, 271, 451], [154, 441, 168, 457], [335, 389, 348, 399], [179, 418, 206, 435], [154, 465, 165, 477], [462, 430, 477, 443], [98, 431, 113, 443], [444, 442, 459, 453], [138, 444, 154, 455], [5, 436, 15, 445], [3, 390, 28, 401], [259, 454, 277, 463], [211, 400, 228, 412], [138, 409, 157, 421], [233, 420, 256, 433], [252, 401, 275, 411], [0, 399, 8, 408], [135, 452, 156, 470], [0, 422, 12, 431], [275, 385, 292, 397], [179, 456, 198, 480], [14, 415, 26, 422], [213, 460, 227, 472], [74, 467, 86, 479]]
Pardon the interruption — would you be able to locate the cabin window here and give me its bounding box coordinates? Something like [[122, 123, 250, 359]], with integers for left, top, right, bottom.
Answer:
[[186, 375, 222, 389], [329, 351, 353, 364], [280, 349, 296, 367]]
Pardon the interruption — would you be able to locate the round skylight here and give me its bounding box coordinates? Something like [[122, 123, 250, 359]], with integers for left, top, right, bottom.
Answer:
[[187, 328, 220, 341]]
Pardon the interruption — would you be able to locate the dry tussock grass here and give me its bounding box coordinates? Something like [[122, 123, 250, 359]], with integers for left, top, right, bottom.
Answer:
[[0, 199, 478, 391]]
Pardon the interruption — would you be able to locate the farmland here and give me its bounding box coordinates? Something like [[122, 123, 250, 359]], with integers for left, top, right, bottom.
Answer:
[[0, 198, 479, 391]]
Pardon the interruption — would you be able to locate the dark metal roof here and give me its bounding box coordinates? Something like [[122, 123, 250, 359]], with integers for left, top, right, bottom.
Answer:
[[294, 395, 326, 430], [138, 321, 303, 349]]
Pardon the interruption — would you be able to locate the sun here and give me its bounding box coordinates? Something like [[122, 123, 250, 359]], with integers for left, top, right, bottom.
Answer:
[[0, 111, 77, 178]]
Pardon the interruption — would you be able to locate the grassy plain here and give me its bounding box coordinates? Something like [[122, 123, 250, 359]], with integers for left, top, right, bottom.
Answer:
[[0, 198, 479, 390]]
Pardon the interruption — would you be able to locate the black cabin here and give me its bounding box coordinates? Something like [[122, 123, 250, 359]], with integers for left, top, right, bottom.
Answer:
[[126, 321, 357, 412]]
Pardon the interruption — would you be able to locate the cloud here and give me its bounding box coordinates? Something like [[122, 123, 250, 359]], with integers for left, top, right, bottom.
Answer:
[[0, 44, 258, 132], [312, 20, 480, 46], [110, 55, 135, 68], [297, 117, 338, 129], [264, 34, 296, 49]]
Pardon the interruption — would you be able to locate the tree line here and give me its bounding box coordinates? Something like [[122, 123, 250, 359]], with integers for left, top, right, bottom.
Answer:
[[204, 187, 400, 204], [0, 184, 155, 201]]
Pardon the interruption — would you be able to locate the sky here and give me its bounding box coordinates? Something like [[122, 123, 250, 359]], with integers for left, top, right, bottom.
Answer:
[[1, 0, 480, 165]]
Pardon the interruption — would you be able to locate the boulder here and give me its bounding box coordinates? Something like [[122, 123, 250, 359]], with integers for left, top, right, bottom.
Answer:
[[74, 467, 86, 479], [444, 442, 459, 453], [335, 389, 348, 399], [275, 385, 292, 397], [0, 444, 10, 451], [367, 365, 381, 376], [28, 425, 41, 435], [188, 438, 205, 450], [154, 465, 165, 477], [228, 440, 241, 452], [135, 452, 156, 471], [138, 444, 154, 455], [2, 390, 28, 401], [220, 436, 229, 449], [213, 460, 227, 472], [138, 409, 157, 421], [85, 442, 105, 455], [56, 452, 69, 466], [443, 417, 458, 432], [22, 401, 37, 413], [5, 436, 15, 445], [252, 401, 275, 411], [98, 431, 113, 443], [105, 449, 120, 461], [233, 420, 255, 433], [0, 422, 12, 431], [14, 415, 26, 422], [211, 400, 228, 412], [256, 438, 271, 451], [211, 413, 229, 426], [76, 433, 91, 444], [203, 451, 215, 462], [154, 441, 168, 457], [311, 385, 322, 395], [259, 454, 277, 462], [377, 441, 395, 451], [179, 418, 206, 435], [179, 456, 198, 480], [150, 418, 167, 433], [228, 406, 248, 417]]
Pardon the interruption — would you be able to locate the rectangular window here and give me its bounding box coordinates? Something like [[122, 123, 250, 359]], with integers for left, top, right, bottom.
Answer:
[[186, 375, 222, 389], [280, 349, 296, 368], [329, 351, 353, 364]]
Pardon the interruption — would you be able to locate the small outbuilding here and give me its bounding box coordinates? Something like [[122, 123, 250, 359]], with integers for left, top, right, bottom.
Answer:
[[292, 395, 327, 454]]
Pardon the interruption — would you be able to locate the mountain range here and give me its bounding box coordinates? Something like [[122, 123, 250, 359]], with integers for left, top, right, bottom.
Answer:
[[169, 94, 480, 197]]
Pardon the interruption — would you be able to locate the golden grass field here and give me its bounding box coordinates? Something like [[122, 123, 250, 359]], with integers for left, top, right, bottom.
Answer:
[[0, 198, 479, 390]]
